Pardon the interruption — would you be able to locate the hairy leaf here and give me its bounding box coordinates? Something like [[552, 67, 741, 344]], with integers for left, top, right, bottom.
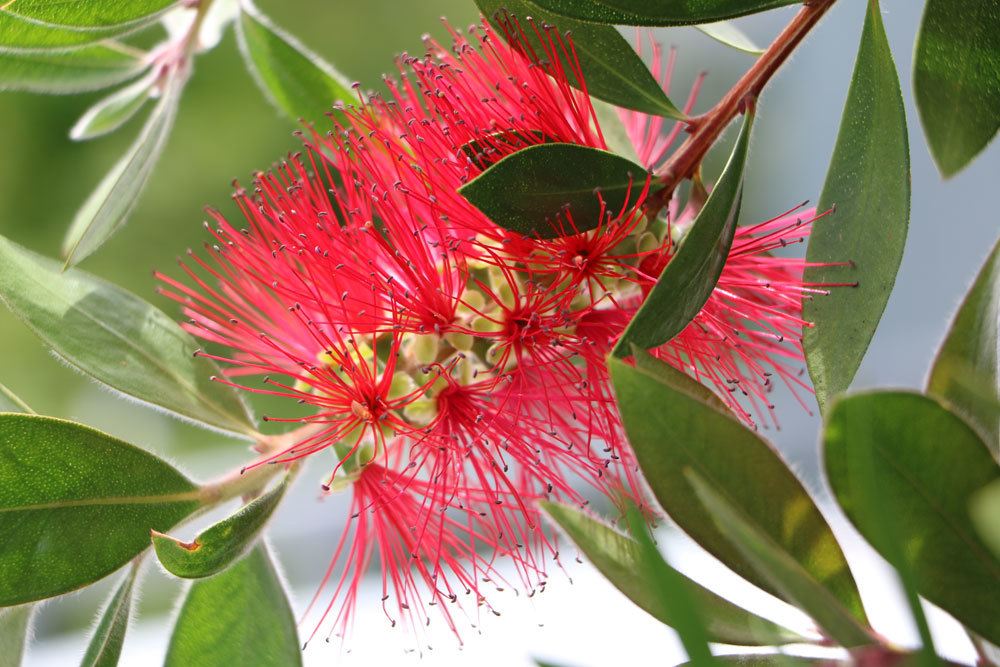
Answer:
[[524, 0, 798, 26], [0, 605, 32, 667], [70, 74, 155, 141], [0, 235, 256, 436], [81, 564, 139, 667], [2, 0, 177, 29], [804, 0, 909, 412], [0, 44, 144, 94]]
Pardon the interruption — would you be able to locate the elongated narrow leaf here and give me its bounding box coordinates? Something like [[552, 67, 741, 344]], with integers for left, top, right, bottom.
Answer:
[[927, 237, 1000, 453], [609, 354, 867, 622], [81, 564, 139, 667], [3, 0, 177, 29], [153, 479, 287, 578], [63, 72, 183, 266], [0, 382, 33, 414], [591, 98, 642, 164], [236, 0, 353, 126], [476, 0, 683, 117], [70, 74, 155, 141], [0, 13, 137, 52], [459, 143, 649, 239], [0, 235, 256, 436], [803, 0, 909, 412], [680, 655, 961, 667], [914, 0, 1000, 177], [0, 605, 32, 667], [0, 44, 144, 94], [825, 391, 1000, 644], [686, 471, 873, 648], [165, 545, 301, 667], [0, 414, 201, 605], [614, 112, 752, 357], [542, 502, 807, 646], [524, 0, 798, 26], [695, 22, 763, 55]]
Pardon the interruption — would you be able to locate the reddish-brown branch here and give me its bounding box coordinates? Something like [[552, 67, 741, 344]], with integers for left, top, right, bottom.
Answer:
[[652, 0, 837, 206]]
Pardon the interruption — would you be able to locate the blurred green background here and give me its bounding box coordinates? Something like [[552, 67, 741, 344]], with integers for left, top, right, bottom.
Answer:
[[2, 0, 997, 663]]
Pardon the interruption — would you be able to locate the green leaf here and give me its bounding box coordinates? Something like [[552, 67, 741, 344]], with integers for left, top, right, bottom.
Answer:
[[609, 354, 867, 622], [0, 235, 256, 437], [0, 605, 32, 667], [0, 382, 33, 414], [0, 44, 144, 94], [0, 413, 201, 605], [613, 111, 752, 357], [459, 143, 649, 239], [803, 0, 909, 413], [695, 22, 763, 56], [685, 470, 873, 648], [2, 0, 177, 29], [70, 74, 155, 141], [522, 0, 798, 26], [590, 97, 642, 164], [165, 545, 302, 667], [153, 479, 287, 579], [927, 236, 1000, 453], [81, 563, 139, 667], [475, 0, 684, 118], [0, 13, 148, 52], [913, 0, 1000, 177], [541, 501, 808, 646], [824, 391, 1000, 644], [63, 72, 183, 266], [972, 480, 1000, 560], [235, 0, 354, 127]]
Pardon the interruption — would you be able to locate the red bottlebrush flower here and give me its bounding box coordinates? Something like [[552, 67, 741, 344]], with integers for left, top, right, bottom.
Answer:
[[159, 14, 845, 646]]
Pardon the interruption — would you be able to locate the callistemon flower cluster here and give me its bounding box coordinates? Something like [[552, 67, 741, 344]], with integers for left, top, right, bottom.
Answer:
[[158, 17, 838, 645]]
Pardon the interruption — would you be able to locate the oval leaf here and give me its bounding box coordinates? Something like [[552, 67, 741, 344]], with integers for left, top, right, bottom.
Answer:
[[3, 0, 176, 29], [803, 0, 909, 413], [63, 72, 183, 266], [235, 0, 354, 127], [542, 501, 808, 646], [476, 0, 683, 118], [0, 605, 32, 667], [153, 479, 287, 579], [525, 0, 798, 26], [685, 470, 873, 648], [824, 391, 1000, 644], [0, 235, 256, 436], [609, 354, 867, 623], [70, 74, 155, 141], [613, 111, 752, 357], [0, 414, 201, 605], [0, 44, 144, 94], [165, 545, 302, 667], [914, 0, 1000, 177], [927, 236, 1000, 453], [459, 143, 649, 239], [81, 564, 139, 667]]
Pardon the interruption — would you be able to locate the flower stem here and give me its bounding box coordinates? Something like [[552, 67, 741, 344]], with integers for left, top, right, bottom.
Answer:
[[653, 0, 837, 205]]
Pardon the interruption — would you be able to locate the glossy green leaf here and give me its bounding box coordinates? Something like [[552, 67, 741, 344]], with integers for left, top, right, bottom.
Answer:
[[236, 0, 354, 127], [913, 0, 1000, 177], [81, 564, 139, 667], [0, 414, 201, 605], [803, 0, 909, 413], [2, 0, 176, 29], [523, 0, 798, 26], [153, 479, 287, 579], [165, 545, 302, 667], [459, 143, 649, 239], [458, 130, 552, 170], [70, 74, 155, 141], [542, 501, 807, 646], [0, 13, 143, 52], [685, 470, 873, 648], [0, 605, 32, 667], [927, 237, 1000, 453], [824, 391, 1000, 644], [476, 0, 684, 118], [613, 111, 752, 357], [0, 382, 33, 414], [609, 354, 867, 622], [0, 235, 256, 436], [695, 22, 763, 56], [63, 73, 183, 266], [0, 44, 144, 94], [972, 480, 1000, 560]]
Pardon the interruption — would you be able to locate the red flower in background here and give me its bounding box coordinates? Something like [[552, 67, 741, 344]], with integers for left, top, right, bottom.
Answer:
[[159, 16, 843, 645]]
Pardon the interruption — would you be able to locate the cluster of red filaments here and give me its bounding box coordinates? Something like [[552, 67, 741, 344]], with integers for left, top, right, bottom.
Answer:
[[158, 16, 846, 648]]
